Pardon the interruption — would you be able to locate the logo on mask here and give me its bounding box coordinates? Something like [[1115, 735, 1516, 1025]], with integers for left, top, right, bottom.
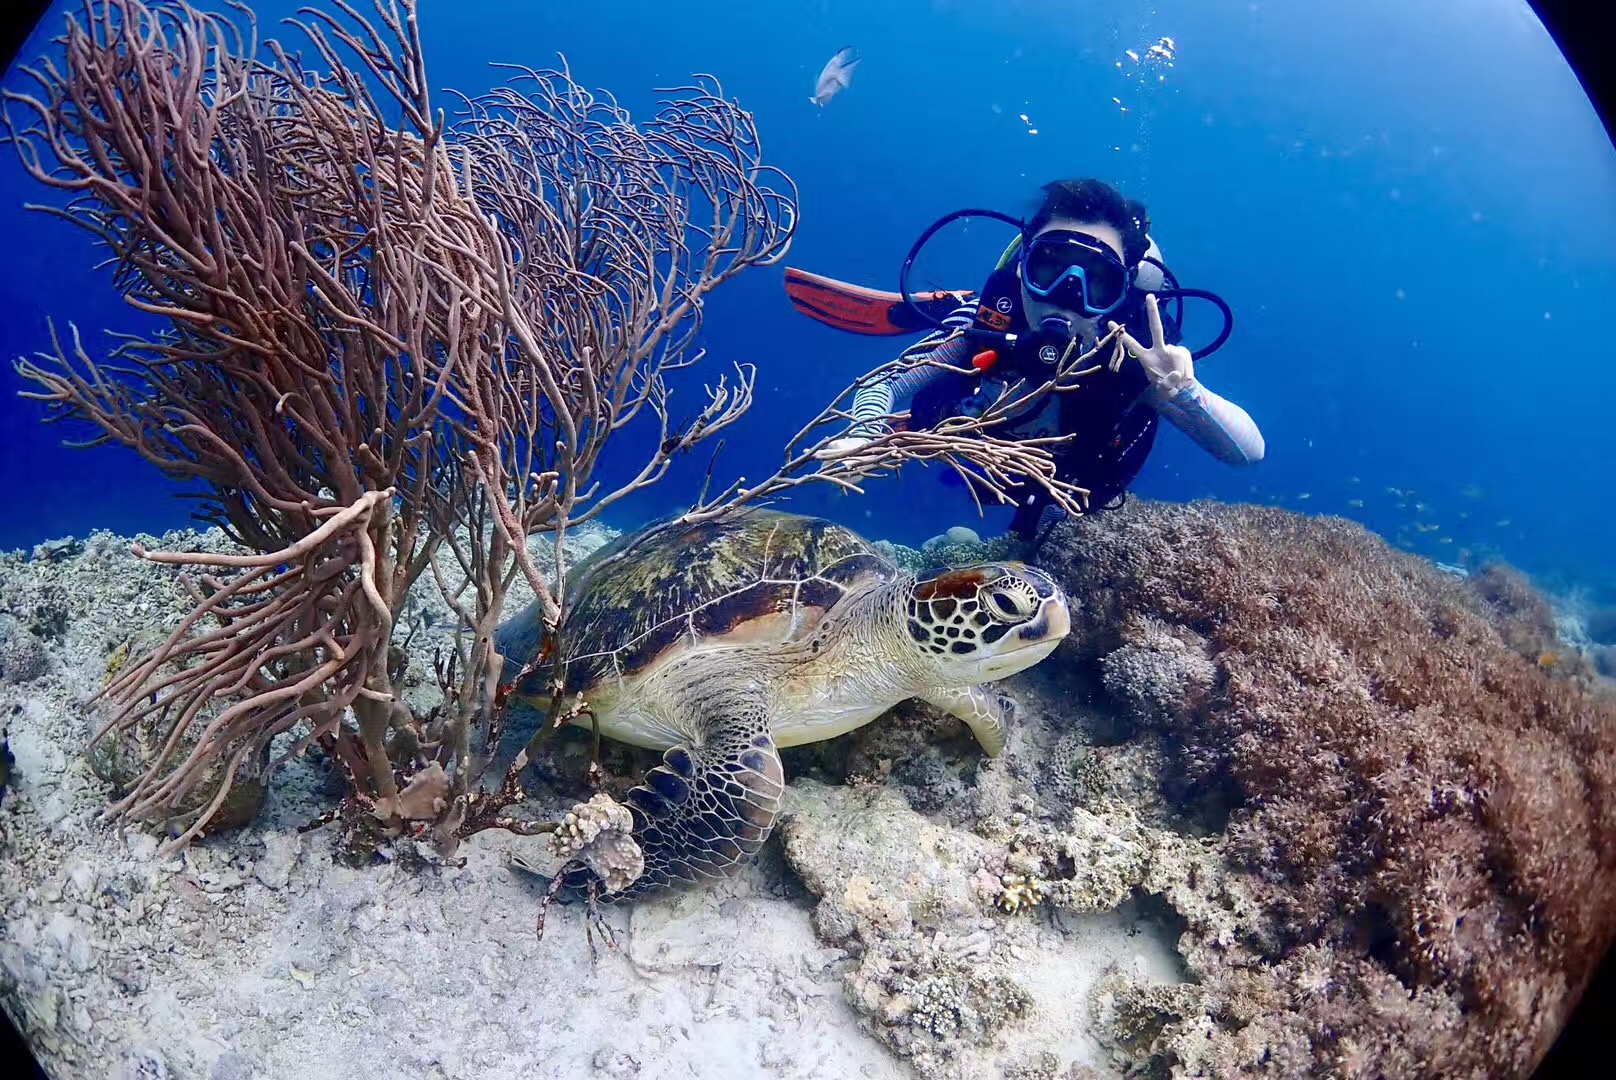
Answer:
[[1038, 344, 1060, 365]]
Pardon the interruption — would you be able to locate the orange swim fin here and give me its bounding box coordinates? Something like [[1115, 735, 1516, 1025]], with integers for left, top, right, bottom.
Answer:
[[784, 267, 972, 335]]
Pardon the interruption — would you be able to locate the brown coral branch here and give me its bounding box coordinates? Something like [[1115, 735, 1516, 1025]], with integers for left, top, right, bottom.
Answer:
[[4, 0, 499, 841], [675, 327, 1122, 524]]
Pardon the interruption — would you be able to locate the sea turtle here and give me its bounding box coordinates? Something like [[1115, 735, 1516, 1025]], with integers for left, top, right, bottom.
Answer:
[[495, 508, 1070, 900]]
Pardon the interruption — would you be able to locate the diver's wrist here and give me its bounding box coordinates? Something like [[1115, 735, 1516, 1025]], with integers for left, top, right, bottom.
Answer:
[[1152, 369, 1200, 399]]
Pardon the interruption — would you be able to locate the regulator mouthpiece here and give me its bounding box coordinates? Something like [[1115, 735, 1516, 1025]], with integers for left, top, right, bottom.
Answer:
[[1039, 314, 1075, 340]]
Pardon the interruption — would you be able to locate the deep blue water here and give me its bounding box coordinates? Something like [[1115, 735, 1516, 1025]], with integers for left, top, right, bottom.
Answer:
[[2, 0, 1613, 597]]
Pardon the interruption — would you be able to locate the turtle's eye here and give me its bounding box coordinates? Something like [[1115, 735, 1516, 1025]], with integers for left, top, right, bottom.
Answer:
[[984, 587, 1035, 623]]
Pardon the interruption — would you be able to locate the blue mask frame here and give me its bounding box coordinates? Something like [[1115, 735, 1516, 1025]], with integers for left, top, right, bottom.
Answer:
[[1020, 230, 1135, 317]]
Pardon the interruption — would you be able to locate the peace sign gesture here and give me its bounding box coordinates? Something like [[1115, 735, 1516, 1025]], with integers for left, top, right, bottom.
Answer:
[[1108, 293, 1195, 393]]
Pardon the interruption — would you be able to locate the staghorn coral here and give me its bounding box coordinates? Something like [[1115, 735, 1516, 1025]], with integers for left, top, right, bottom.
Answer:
[[1039, 499, 1616, 1078], [1468, 563, 1578, 669]]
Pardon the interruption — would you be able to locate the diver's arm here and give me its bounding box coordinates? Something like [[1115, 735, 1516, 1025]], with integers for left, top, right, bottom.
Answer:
[[833, 303, 977, 446], [1110, 294, 1264, 466], [848, 362, 948, 435], [1147, 376, 1266, 465]]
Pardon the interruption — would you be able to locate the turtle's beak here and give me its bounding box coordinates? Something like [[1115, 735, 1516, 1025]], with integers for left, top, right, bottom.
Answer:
[[973, 597, 1070, 680], [1014, 596, 1071, 647]]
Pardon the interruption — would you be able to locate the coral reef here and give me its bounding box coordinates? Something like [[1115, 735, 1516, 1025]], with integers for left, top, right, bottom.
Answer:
[[0, 616, 49, 685], [2, 529, 276, 837], [7, 494, 1611, 1077], [1038, 499, 1616, 1077], [1, 0, 810, 857], [779, 779, 1184, 1079], [873, 531, 1025, 578], [4, 0, 1100, 867], [0, 518, 615, 854]]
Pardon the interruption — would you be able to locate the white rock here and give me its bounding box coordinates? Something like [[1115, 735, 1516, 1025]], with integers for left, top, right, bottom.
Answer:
[[43, 913, 95, 972], [66, 860, 97, 899]]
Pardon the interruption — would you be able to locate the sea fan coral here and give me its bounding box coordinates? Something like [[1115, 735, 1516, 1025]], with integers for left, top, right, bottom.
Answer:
[[1040, 499, 1616, 1078]]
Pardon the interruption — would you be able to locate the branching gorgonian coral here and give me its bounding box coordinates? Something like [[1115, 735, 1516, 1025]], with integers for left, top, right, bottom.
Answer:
[[2, 0, 1100, 853]]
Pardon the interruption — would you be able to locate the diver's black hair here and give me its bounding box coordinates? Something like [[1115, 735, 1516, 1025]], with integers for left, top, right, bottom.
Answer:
[[1027, 178, 1150, 266]]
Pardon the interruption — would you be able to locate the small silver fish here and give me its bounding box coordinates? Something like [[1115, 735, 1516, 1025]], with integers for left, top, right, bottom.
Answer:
[[812, 46, 861, 107]]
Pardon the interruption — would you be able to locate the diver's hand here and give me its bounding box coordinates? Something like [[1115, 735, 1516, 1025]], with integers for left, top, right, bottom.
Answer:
[[814, 435, 871, 460], [1109, 293, 1195, 394], [811, 434, 877, 487]]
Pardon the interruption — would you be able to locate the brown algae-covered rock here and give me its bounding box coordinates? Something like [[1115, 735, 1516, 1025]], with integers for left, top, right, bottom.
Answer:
[[1037, 499, 1616, 1078]]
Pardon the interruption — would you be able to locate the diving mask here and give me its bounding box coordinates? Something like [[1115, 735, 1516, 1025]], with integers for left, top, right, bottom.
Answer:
[[1020, 230, 1134, 317]]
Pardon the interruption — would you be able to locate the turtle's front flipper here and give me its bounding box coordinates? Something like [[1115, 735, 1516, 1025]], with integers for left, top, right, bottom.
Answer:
[[585, 689, 785, 902], [918, 685, 1015, 756]]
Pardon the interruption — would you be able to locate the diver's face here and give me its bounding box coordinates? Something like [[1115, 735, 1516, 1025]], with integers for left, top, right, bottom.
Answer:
[[1020, 216, 1127, 336]]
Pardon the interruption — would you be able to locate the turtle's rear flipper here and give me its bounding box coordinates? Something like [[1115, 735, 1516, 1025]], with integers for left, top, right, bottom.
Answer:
[[607, 704, 785, 901]]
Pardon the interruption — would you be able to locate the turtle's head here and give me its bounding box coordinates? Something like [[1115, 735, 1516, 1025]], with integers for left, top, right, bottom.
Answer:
[[903, 563, 1070, 683]]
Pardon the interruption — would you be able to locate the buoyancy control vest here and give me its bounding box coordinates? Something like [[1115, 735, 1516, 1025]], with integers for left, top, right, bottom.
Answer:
[[909, 262, 1180, 511]]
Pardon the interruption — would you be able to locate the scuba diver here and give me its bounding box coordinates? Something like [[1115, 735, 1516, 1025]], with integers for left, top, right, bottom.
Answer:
[[784, 177, 1264, 542]]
